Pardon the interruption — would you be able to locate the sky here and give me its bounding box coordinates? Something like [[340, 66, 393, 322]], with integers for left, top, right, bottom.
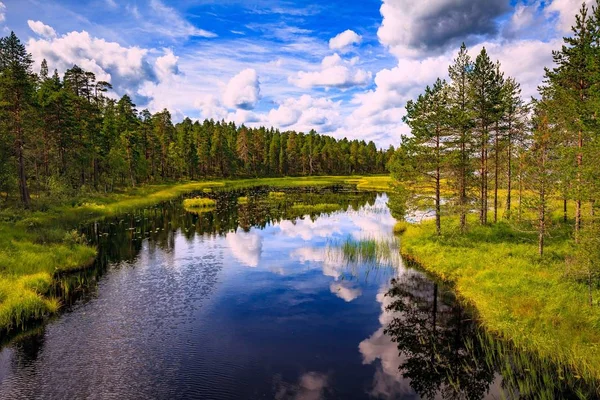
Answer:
[[0, 0, 593, 148]]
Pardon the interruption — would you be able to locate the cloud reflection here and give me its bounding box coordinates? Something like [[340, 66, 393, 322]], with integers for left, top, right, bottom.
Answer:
[[226, 227, 263, 267], [359, 281, 416, 398], [274, 371, 329, 400], [329, 281, 362, 302]]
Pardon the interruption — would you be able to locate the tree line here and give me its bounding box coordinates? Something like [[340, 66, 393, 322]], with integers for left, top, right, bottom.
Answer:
[[390, 3, 600, 258], [0, 32, 393, 208]]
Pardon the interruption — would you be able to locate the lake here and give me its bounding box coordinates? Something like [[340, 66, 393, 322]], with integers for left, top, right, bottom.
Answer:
[[0, 186, 595, 399]]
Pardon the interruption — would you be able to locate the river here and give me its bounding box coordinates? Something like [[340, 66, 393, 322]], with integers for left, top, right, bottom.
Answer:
[[0, 186, 594, 399]]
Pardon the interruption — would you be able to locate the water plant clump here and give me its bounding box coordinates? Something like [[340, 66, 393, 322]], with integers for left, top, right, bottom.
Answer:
[[291, 203, 342, 214], [268, 191, 286, 198], [338, 236, 401, 266], [183, 197, 216, 209], [238, 196, 249, 204]]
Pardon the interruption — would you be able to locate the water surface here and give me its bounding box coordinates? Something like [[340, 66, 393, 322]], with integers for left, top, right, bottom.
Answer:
[[0, 187, 595, 399]]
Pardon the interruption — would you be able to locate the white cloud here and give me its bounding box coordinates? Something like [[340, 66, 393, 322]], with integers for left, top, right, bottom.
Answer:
[[223, 68, 261, 110], [266, 94, 342, 132], [0, 2, 6, 23], [155, 48, 179, 82], [105, 0, 118, 9], [545, 0, 595, 32], [290, 53, 371, 89], [195, 95, 228, 120], [329, 29, 362, 52], [27, 20, 57, 39], [27, 29, 153, 96]]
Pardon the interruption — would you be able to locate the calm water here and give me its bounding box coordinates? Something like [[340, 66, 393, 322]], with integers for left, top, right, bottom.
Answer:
[[0, 187, 596, 399]]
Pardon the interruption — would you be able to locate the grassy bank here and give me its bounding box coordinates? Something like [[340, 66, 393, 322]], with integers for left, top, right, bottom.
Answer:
[[398, 215, 600, 381], [0, 175, 390, 333]]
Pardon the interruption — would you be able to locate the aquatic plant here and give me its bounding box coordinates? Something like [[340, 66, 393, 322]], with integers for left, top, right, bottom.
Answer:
[[291, 203, 341, 214], [268, 191, 286, 198], [183, 197, 216, 209], [238, 196, 249, 204]]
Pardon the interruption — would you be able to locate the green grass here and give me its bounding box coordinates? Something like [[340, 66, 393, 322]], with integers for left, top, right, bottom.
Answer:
[[399, 213, 600, 381], [0, 175, 382, 334], [183, 197, 216, 209]]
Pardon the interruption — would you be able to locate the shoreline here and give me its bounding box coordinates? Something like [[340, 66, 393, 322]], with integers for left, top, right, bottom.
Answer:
[[397, 217, 600, 381], [0, 176, 390, 335]]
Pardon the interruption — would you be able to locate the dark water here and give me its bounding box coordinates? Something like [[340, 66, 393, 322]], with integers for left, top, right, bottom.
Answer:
[[0, 187, 596, 399]]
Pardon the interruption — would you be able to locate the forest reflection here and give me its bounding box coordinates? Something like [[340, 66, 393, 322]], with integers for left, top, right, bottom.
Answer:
[[382, 266, 599, 399]]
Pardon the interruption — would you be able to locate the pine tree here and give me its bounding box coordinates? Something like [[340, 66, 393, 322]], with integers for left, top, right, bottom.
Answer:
[[0, 32, 35, 207], [543, 3, 598, 236], [392, 79, 450, 235], [447, 43, 475, 232], [470, 48, 500, 225]]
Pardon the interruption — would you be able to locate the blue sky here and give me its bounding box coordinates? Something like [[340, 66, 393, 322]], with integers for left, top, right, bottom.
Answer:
[[0, 0, 591, 147]]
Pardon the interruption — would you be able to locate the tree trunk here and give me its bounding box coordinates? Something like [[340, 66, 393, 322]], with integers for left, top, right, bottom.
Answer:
[[14, 104, 31, 209], [506, 129, 512, 218], [480, 127, 486, 225], [576, 127, 582, 240], [460, 136, 467, 233], [435, 128, 441, 236], [494, 125, 499, 223]]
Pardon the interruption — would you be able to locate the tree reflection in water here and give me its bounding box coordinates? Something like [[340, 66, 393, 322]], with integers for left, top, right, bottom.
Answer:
[[383, 268, 600, 399]]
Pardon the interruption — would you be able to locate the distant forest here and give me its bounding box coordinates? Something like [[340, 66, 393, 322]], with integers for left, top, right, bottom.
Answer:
[[0, 32, 394, 208]]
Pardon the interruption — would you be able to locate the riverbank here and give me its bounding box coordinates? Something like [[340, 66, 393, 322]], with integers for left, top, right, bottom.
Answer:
[[0, 175, 391, 333], [397, 215, 600, 381]]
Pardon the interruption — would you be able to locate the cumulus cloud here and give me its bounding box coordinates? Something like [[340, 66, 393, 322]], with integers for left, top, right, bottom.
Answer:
[[195, 95, 228, 120], [27, 29, 157, 99], [503, 1, 543, 38], [378, 0, 509, 56], [0, 2, 6, 23], [329, 29, 362, 51], [267, 94, 341, 131], [290, 53, 371, 89], [155, 48, 179, 82], [27, 20, 57, 38], [223, 68, 261, 110], [546, 0, 595, 32]]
